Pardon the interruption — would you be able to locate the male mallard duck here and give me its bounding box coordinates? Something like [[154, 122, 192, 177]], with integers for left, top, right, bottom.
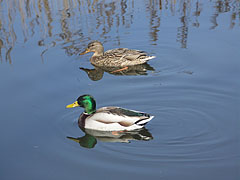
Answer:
[[66, 94, 154, 131], [80, 41, 155, 67]]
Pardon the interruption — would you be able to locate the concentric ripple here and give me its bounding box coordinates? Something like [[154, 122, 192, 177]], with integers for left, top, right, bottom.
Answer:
[[54, 70, 238, 175]]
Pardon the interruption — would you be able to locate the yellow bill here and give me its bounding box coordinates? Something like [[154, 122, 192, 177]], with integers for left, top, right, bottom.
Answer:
[[66, 101, 79, 108], [80, 48, 91, 55], [67, 137, 80, 143]]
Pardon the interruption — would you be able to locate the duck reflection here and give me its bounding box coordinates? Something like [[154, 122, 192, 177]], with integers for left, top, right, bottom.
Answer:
[[67, 127, 153, 149], [80, 63, 155, 81]]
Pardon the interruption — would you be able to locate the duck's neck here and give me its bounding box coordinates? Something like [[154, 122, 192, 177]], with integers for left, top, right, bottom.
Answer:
[[92, 46, 104, 57], [93, 52, 104, 57], [83, 99, 96, 114], [84, 107, 96, 114]]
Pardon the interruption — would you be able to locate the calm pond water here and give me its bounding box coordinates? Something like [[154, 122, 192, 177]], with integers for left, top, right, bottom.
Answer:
[[0, 0, 240, 179]]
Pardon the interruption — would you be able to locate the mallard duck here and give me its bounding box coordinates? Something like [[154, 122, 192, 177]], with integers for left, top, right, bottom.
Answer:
[[66, 94, 154, 131], [80, 41, 155, 67]]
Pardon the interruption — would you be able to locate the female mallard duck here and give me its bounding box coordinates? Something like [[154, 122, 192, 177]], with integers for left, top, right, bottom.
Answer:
[[80, 41, 155, 67], [66, 94, 154, 131]]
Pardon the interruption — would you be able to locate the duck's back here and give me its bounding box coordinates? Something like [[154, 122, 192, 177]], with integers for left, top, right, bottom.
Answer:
[[91, 48, 155, 67]]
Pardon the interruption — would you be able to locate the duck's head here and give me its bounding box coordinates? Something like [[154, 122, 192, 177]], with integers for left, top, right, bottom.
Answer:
[[66, 94, 96, 114], [80, 41, 104, 56]]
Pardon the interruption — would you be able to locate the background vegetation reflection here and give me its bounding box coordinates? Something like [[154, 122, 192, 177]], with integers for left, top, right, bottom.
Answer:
[[0, 0, 239, 64]]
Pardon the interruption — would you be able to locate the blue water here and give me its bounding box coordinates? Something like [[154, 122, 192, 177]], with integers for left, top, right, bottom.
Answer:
[[0, 1, 240, 180]]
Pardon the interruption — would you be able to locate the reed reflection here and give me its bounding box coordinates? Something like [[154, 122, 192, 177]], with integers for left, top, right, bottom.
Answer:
[[79, 63, 155, 81], [177, 1, 189, 48], [145, 0, 161, 44], [0, 39, 3, 62], [0, 0, 239, 63], [67, 127, 153, 149]]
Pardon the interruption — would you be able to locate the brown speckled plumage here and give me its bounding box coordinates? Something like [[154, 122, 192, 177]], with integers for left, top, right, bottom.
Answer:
[[80, 41, 155, 67]]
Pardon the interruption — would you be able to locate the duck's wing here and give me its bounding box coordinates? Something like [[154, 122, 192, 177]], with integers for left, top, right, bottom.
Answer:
[[90, 107, 153, 127], [105, 48, 155, 62]]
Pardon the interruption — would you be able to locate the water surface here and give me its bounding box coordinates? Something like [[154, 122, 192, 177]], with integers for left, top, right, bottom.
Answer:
[[0, 1, 240, 180]]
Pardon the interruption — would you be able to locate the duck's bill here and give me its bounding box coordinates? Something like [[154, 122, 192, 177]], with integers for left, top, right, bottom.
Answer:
[[66, 101, 79, 108], [67, 136, 80, 143], [80, 48, 90, 55]]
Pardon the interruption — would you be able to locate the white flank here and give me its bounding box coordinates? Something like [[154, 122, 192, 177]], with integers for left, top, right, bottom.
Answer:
[[84, 113, 154, 131], [91, 112, 140, 123], [85, 120, 141, 131]]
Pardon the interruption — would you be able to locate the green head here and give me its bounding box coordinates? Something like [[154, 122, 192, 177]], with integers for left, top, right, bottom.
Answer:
[[66, 94, 96, 114]]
